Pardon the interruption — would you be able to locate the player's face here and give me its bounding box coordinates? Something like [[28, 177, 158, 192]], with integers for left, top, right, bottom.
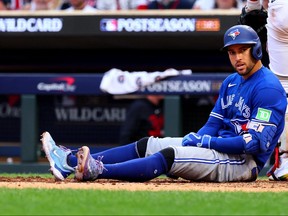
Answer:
[[227, 44, 257, 79]]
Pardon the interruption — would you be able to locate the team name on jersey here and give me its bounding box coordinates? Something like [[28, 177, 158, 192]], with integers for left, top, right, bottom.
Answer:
[[235, 96, 250, 118], [221, 94, 235, 109], [221, 95, 251, 118]]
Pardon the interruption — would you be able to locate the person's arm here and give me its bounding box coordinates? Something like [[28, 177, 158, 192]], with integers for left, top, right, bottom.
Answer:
[[182, 121, 277, 155], [183, 87, 285, 155]]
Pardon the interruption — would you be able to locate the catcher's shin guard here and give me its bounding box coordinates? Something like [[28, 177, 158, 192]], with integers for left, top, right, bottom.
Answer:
[[266, 145, 280, 180], [268, 83, 288, 180]]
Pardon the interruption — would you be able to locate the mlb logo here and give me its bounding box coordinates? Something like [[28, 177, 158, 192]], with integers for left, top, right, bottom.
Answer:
[[100, 19, 118, 32]]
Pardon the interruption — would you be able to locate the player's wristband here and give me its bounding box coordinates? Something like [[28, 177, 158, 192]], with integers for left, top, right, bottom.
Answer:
[[201, 135, 212, 149]]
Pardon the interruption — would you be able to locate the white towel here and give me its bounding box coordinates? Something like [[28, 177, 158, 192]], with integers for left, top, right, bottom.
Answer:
[[100, 68, 192, 94]]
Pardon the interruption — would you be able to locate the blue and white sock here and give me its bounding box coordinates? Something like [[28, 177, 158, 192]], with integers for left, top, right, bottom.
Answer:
[[98, 152, 168, 182]]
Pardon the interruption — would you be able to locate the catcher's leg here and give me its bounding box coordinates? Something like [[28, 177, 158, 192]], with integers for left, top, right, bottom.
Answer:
[[267, 99, 288, 180]]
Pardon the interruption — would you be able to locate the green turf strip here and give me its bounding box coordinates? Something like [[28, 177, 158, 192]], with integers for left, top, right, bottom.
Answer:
[[0, 188, 287, 215]]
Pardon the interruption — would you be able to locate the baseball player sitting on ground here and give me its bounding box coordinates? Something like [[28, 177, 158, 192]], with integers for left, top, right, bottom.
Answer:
[[240, 0, 288, 180], [42, 25, 287, 182]]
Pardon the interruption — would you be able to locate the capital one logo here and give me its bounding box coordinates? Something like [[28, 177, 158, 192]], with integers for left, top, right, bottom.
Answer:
[[256, 108, 272, 122], [37, 76, 76, 92]]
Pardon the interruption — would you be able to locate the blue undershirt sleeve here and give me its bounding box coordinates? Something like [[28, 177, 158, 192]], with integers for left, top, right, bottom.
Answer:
[[210, 136, 245, 154]]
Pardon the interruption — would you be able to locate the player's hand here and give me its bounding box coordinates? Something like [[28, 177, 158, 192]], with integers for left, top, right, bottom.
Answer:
[[238, 6, 267, 46], [182, 132, 211, 148]]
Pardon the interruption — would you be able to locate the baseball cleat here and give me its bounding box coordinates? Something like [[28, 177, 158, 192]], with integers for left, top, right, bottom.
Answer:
[[75, 146, 105, 182], [41, 131, 75, 181], [267, 157, 288, 181]]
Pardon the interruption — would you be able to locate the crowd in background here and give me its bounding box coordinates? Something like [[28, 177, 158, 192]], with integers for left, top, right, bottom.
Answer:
[[0, 0, 251, 11]]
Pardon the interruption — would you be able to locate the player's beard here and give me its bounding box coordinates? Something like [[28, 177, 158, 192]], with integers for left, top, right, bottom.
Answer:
[[234, 59, 257, 78]]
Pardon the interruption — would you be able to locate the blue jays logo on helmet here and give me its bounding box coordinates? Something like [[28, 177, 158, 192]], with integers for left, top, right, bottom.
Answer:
[[222, 25, 262, 60], [228, 29, 240, 40]]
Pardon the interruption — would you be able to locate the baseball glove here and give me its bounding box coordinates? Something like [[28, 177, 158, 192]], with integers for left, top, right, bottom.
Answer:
[[238, 6, 268, 46]]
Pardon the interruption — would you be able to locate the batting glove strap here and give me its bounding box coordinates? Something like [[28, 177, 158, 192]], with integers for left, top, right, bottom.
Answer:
[[200, 135, 212, 149]]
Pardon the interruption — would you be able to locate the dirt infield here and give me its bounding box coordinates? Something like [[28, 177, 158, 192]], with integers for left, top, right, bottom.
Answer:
[[0, 176, 287, 192]]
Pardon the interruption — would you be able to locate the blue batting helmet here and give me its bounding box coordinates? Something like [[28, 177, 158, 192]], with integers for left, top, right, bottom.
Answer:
[[222, 25, 262, 60]]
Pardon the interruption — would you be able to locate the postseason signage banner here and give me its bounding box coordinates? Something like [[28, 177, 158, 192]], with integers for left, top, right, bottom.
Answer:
[[0, 13, 238, 49], [0, 73, 226, 95], [0, 14, 237, 34], [0, 17, 221, 33], [99, 17, 220, 33]]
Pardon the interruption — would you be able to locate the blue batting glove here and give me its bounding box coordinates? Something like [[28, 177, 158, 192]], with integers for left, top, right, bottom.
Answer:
[[182, 132, 212, 148]]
